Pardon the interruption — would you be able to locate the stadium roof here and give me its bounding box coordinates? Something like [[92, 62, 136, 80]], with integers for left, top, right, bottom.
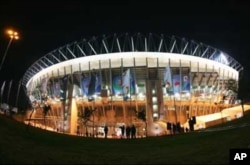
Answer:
[[22, 33, 243, 86]]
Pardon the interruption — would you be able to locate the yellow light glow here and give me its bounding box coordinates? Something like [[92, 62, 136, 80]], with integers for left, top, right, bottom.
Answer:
[[7, 30, 13, 35], [6, 29, 19, 40]]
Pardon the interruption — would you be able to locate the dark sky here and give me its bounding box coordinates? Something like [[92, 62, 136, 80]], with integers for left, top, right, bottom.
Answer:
[[0, 0, 250, 81]]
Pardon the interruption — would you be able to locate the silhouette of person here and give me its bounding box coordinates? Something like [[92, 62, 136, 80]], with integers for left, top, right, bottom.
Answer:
[[172, 124, 176, 134], [86, 130, 89, 137], [104, 125, 108, 138], [176, 122, 181, 133], [77, 125, 80, 135], [188, 118, 194, 131], [126, 125, 131, 139], [131, 124, 136, 139], [120, 125, 125, 139]]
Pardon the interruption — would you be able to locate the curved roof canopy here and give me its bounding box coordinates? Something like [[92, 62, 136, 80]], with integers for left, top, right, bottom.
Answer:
[[22, 33, 243, 86]]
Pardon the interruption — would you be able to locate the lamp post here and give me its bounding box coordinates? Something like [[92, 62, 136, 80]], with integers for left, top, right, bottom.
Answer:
[[0, 29, 19, 72]]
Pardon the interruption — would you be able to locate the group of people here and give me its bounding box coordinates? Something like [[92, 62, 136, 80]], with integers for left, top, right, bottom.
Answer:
[[166, 122, 183, 134], [119, 124, 136, 139], [84, 124, 137, 139], [166, 116, 197, 135], [103, 124, 136, 139]]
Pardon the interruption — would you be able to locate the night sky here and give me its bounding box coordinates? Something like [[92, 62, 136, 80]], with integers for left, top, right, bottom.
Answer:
[[0, 0, 250, 107]]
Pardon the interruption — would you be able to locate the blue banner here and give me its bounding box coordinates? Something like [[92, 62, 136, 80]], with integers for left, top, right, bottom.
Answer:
[[170, 74, 190, 94], [112, 70, 135, 97], [182, 75, 190, 92], [112, 75, 123, 95], [52, 81, 59, 98], [173, 74, 180, 94], [88, 73, 97, 96], [60, 76, 69, 99], [81, 73, 101, 96]]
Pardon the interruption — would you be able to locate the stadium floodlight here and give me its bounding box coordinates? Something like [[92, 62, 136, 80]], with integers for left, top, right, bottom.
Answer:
[[0, 29, 19, 71]]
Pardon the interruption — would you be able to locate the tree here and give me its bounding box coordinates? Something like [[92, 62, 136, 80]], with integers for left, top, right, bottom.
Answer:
[[78, 107, 93, 136]]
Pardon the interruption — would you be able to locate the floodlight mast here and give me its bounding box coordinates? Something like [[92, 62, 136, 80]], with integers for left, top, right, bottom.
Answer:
[[0, 29, 19, 72]]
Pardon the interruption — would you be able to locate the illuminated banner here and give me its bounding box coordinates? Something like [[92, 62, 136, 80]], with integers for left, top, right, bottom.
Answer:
[[81, 76, 90, 95], [46, 79, 53, 97], [81, 73, 101, 96], [164, 66, 172, 89], [96, 74, 102, 94], [112, 75, 122, 95], [40, 77, 48, 94], [171, 74, 190, 94], [60, 76, 69, 99], [173, 74, 180, 94], [88, 72, 97, 96], [182, 75, 190, 92], [112, 70, 135, 96], [122, 69, 130, 99], [48, 76, 66, 99], [164, 66, 173, 94], [53, 80, 61, 98]]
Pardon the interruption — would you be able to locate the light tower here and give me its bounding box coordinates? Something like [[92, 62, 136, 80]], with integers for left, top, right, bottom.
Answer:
[[0, 29, 19, 71]]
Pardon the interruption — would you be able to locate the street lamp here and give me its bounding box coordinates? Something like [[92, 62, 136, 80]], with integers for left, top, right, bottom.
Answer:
[[0, 29, 19, 71]]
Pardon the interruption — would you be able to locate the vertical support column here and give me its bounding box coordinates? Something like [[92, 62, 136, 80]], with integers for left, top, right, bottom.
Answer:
[[145, 57, 153, 136], [69, 85, 76, 135], [156, 78, 164, 120], [188, 60, 191, 120], [63, 66, 73, 134], [219, 67, 222, 90], [109, 59, 112, 98], [133, 57, 138, 113], [179, 59, 182, 97], [145, 79, 153, 136], [196, 61, 199, 116], [157, 57, 164, 120], [69, 64, 76, 134], [178, 59, 182, 122], [121, 58, 127, 124], [108, 58, 113, 126]]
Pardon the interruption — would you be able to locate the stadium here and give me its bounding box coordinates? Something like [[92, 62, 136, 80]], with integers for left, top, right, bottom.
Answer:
[[22, 33, 243, 137]]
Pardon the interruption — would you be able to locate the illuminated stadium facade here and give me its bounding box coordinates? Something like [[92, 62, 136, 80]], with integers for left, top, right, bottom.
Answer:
[[22, 33, 243, 137]]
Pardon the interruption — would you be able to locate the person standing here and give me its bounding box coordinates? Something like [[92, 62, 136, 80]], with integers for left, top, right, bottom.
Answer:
[[104, 125, 108, 138], [120, 125, 125, 139], [131, 124, 136, 139], [125, 125, 131, 139], [188, 118, 194, 131]]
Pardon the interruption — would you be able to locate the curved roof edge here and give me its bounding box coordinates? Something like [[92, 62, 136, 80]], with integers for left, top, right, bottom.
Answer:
[[22, 33, 243, 86]]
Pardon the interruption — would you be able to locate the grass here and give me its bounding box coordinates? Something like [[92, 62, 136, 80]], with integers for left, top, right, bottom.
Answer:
[[1, 113, 250, 164]]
